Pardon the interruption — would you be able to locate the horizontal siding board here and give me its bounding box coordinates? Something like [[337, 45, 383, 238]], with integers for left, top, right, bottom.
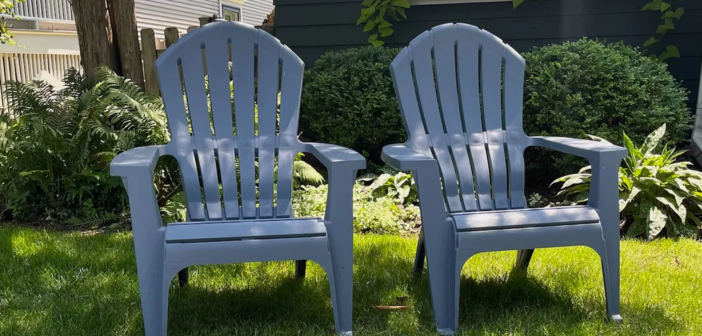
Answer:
[[242, 0, 275, 26], [276, 0, 702, 110], [276, 0, 702, 9], [276, 0, 702, 27], [135, 0, 219, 39], [277, 10, 702, 48]]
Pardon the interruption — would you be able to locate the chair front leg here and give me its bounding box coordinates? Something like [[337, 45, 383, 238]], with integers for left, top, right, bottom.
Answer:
[[122, 173, 169, 336], [324, 166, 358, 335], [588, 152, 624, 322], [413, 166, 458, 334]]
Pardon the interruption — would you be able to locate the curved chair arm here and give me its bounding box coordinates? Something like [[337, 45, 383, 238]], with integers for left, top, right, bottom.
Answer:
[[111, 145, 165, 178], [110, 145, 166, 233], [302, 142, 366, 172], [301, 142, 365, 224], [530, 136, 627, 163], [530, 136, 626, 229], [381, 144, 437, 171]]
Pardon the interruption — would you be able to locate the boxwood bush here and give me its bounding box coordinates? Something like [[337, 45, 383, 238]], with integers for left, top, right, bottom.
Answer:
[[300, 46, 405, 165], [523, 39, 693, 181]]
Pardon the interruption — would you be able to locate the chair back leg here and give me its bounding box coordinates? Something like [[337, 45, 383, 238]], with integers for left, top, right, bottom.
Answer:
[[514, 249, 535, 270]]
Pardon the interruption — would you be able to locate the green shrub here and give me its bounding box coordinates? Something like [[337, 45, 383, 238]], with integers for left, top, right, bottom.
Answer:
[[553, 125, 702, 239], [300, 46, 405, 165], [523, 39, 692, 181], [293, 183, 421, 234], [0, 67, 170, 223]]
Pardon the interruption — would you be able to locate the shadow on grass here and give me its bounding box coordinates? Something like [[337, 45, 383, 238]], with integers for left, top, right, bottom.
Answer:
[[0, 228, 687, 335]]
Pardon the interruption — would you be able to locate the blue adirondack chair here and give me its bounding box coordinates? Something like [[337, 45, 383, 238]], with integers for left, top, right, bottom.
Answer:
[[382, 23, 627, 334], [110, 22, 364, 336]]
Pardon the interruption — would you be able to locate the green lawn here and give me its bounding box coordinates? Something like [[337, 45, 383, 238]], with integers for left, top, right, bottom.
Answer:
[[1, 225, 701, 335]]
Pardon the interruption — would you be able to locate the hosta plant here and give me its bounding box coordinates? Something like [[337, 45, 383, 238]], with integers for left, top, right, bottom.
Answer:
[[357, 171, 417, 205], [553, 124, 702, 239]]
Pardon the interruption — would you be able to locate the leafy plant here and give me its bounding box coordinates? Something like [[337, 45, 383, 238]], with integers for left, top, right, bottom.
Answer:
[[293, 153, 324, 186], [0, 0, 25, 45], [292, 182, 421, 234], [523, 38, 692, 182], [300, 46, 405, 165], [357, 172, 417, 205], [0, 67, 169, 224], [357, 0, 410, 46], [553, 124, 702, 239]]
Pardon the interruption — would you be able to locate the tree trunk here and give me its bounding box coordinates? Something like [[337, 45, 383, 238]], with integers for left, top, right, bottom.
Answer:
[[71, 0, 117, 80], [107, 0, 145, 88]]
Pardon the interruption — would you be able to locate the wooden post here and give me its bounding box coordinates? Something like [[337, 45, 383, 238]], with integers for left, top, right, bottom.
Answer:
[[164, 27, 180, 48], [141, 29, 159, 96], [107, 0, 145, 88], [71, 0, 118, 80]]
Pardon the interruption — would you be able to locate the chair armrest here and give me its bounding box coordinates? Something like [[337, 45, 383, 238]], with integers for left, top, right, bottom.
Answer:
[[381, 144, 436, 171], [110, 145, 165, 178], [532, 136, 625, 227], [530, 136, 627, 162], [110, 145, 165, 233], [302, 142, 366, 171]]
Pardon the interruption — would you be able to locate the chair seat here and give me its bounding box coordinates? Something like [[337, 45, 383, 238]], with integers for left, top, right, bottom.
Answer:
[[452, 206, 600, 232], [165, 217, 326, 243]]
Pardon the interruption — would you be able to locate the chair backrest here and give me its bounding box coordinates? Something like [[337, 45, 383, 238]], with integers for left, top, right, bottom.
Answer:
[[391, 23, 528, 213], [156, 22, 304, 221]]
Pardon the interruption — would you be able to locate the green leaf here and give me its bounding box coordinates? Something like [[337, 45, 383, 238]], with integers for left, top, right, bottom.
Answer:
[[362, 0, 376, 6], [378, 20, 393, 28], [392, 0, 410, 8], [659, 45, 681, 61], [371, 40, 385, 47], [660, 1, 670, 12], [513, 0, 525, 8], [664, 188, 685, 206], [643, 124, 666, 154], [642, 0, 662, 11], [397, 7, 407, 19], [647, 205, 667, 239], [670, 177, 690, 194], [363, 20, 375, 32], [643, 37, 658, 47], [627, 216, 646, 237], [367, 33, 378, 42], [379, 27, 394, 37]]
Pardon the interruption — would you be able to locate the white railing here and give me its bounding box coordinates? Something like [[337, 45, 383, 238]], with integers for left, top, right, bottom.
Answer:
[[11, 0, 74, 22], [0, 53, 82, 108]]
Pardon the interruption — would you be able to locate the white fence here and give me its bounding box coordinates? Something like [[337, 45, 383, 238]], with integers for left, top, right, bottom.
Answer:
[[0, 53, 81, 108], [11, 0, 74, 21]]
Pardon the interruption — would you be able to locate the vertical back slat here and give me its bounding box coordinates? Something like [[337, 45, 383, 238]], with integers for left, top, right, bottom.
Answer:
[[390, 49, 428, 140], [158, 60, 206, 220], [409, 31, 463, 213], [256, 31, 280, 218], [230, 25, 258, 219], [503, 45, 527, 209], [480, 33, 510, 210], [181, 41, 223, 220], [204, 31, 240, 219], [276, 46, 304, 218], [432, 24, 478, 212], [455, 24, 493, 210]]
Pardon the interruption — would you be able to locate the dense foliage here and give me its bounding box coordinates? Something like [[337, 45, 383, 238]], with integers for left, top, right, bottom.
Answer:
[[0, 67, 169, 223], [293, 177, 421, 234], [300, 46, 405, 166], [523, 39, 692, 181], [553, 125, 702, 239]]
